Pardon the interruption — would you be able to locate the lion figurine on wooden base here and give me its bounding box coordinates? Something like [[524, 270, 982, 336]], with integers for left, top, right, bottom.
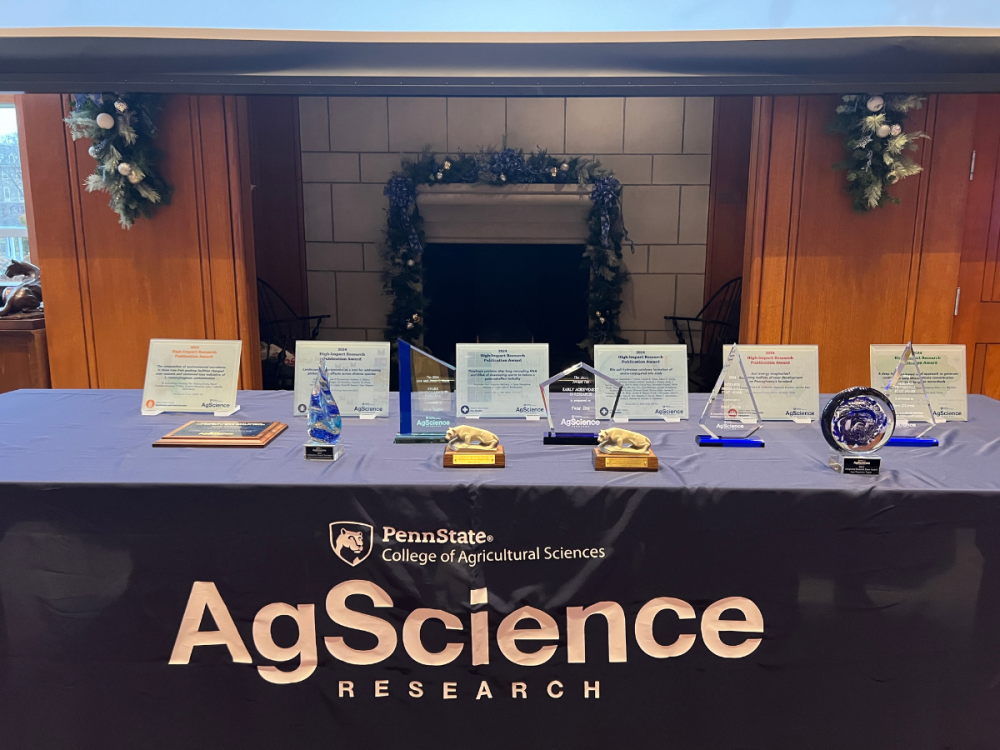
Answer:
[[598, 427, 651, 454], [446, 425, 500, 452]]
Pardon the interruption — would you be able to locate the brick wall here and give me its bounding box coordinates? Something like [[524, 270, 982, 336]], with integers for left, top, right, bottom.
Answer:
[[298, 96, 714, 346]]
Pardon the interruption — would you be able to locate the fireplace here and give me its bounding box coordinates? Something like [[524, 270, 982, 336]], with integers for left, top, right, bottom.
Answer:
[[422, 243, 590, 374]]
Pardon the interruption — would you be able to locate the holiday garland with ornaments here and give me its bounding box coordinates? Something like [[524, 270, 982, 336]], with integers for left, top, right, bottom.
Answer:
[[64, 94, 172, 228], [829, 94, 928, 211], [382, 148, 631, 352]]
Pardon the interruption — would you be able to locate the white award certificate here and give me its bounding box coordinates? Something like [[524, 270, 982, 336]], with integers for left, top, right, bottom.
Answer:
[[294, 341, 390, 418], [141, 339, 242, 416], [870, 344, 968, 421], [594, 344, 688, 420], [456, 343, 549, 418], [723, 344, 820, 421]]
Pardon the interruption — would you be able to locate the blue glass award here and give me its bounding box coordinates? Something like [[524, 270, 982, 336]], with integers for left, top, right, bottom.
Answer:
[[822, 387, 895, 474], [696, 344, 764, 447], [540, 362, 622, 445], [394, 340, 457, 444], [305, 361, 344, 460], [882, 342, 940, 448]]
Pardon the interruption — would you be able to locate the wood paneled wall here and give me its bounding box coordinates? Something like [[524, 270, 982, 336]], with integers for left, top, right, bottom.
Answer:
[[742, 94, 977, 392], [17, 94, 261, 389]]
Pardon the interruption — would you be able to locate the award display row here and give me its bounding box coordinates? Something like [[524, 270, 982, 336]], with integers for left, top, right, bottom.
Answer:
[[138, 338, 969, 476]]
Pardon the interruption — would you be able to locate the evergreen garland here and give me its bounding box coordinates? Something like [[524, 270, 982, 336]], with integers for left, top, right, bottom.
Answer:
[[64, 93, 172, 228], [382, 147, 631, 356], [829, 94, 928, 211]]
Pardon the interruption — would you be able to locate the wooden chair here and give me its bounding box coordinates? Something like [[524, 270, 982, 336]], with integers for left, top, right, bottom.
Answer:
[[257, 278, 329, 390], [664, 276, 742, 392]]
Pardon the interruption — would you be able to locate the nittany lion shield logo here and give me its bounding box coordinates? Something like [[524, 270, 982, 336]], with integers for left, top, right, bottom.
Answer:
[[329, 521, 374, 566]]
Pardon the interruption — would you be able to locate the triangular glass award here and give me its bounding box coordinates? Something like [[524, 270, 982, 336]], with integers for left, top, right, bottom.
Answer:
[[540, 362, 623, 445], [882, 342, 940, 447], [696, 344, 764, 447], [394, 340, 457, 444]]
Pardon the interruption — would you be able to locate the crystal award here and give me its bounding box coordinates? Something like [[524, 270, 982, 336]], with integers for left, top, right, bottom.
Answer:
[[882, 342, 940, 447], [305, 361, 344, 460], [395, 340, 457, 444], [696, 344, 764, 447], [540, 363, 622, 445], [822, 387, 895, 474]]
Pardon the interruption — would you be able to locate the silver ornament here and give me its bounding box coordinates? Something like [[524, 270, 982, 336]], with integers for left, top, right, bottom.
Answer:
[[406, 321, 415, 330], [117, 162, 132, 176], [407, 259, 414, 266], [95, 112, 115, 129], [866, 96, 885, 112], [876, 124, 891, 138], [436, 171, 444, 179], [127, 171, 143, 185], [890, 124, 902, 136], [88, 145, 99, 158], [560, 162, 569, 172], [500, 174, 506, 182]]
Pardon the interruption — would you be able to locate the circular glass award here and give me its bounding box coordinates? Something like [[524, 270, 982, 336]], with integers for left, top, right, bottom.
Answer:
[[821, 387, 896, 454]]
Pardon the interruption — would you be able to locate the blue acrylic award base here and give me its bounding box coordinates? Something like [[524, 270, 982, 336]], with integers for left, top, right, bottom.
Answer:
[[696, 435, 765, 448], [544, 432, 600, 446], [886, 436, 939, 447], [394, 433, 450, 444]]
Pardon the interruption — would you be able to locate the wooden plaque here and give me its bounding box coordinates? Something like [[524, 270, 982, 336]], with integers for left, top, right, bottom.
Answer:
[[444, 446, 506, 468], [593, 447, 658, 472], [154, 421, 288, 447]]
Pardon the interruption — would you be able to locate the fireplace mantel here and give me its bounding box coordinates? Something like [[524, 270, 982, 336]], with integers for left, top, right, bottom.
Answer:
[[415, 183, 593, 244]]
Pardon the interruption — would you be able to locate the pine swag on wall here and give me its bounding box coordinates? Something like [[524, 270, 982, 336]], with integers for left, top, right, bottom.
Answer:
[[65, 94, 173, 228], [382, 148, 631, 355], [830, 94, 928, 211]]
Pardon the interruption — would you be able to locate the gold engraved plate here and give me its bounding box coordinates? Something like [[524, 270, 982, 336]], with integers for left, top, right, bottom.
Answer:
[[452, 453, 497, 466], [606, 455, 649, 469]]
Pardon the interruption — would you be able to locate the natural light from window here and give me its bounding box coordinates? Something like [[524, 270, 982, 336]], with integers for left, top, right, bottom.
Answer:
[[0, 102, 29, 268]]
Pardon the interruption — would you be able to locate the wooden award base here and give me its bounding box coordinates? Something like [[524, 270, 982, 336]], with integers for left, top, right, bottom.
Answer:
[[444, 446, 506, 468], [593, 447, 658, 472]]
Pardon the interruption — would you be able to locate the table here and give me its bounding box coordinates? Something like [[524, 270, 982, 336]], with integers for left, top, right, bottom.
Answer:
[[1, 388, 999, 749]]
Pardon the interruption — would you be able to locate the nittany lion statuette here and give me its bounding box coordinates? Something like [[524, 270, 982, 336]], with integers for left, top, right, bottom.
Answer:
[[598, 428, 651, 454], [446, 425, 500, 452]]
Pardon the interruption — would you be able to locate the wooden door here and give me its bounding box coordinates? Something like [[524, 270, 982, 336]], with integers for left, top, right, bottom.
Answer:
[[954, 95, 1000, 398]]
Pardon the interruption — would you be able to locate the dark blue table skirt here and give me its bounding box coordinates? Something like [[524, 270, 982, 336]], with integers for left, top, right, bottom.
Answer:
[[0, 389, 999, 749]]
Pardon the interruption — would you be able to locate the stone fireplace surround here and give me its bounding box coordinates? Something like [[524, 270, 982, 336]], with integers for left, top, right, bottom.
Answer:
[[299, 95, 713, 349]]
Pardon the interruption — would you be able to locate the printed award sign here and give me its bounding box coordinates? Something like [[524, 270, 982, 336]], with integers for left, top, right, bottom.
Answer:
[[141, 339, 242, 416], [294, 342, 390, 419], [593, 344, 688, 421], [722, 344, 820, 421], [456, 343, 549, 419], [870, 344, 967, 423]]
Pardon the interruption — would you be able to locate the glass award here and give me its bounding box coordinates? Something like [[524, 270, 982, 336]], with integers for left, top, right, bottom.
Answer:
[[822, 386, 895, 474], [696, 344, 764, 447], [305, 361, 344, 460], [540, 362, 622, 445], [395, 340, 457, 444], [882, 342, 940, 447]]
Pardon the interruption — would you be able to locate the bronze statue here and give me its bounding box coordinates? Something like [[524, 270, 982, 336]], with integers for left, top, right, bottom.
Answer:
[[0, 260, 43, 318]]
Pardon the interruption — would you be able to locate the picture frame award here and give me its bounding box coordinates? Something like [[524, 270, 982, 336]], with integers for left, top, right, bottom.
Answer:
[[395, 340, 457, 444]]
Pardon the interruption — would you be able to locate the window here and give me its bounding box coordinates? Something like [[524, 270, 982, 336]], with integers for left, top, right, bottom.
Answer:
[[0, 97, 29, 266]]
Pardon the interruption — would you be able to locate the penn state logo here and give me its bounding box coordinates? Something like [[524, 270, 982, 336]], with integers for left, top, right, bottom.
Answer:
[[329, 522, 373, 567]]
